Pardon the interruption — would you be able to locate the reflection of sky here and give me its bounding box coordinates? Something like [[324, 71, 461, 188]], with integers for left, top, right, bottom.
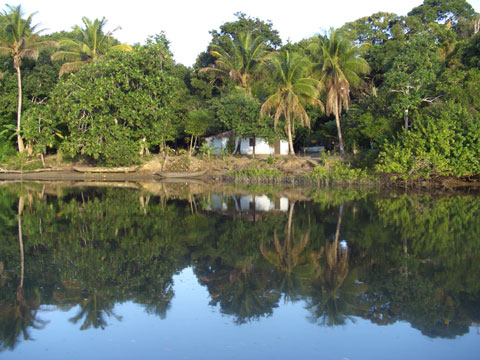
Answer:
[[7, 267, 480, 360]]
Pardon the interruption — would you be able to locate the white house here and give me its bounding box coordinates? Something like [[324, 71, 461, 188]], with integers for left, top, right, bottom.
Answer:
[[204, 131, 235, 155], [238, 137, 289, 155], [204, 131, 289, 155]]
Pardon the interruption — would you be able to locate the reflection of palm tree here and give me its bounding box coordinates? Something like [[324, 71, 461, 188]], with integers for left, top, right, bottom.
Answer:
[[306, 269, 367, 326], [17, 196, 24, 289], [0, 196, 46, 351], [197, 262, 280, 324], [69, 290, 121, 330], [325, 204, 349, 286], [306, 204, 368, 326], [0, 289, 46, 351], [260, 202, 322, 299]]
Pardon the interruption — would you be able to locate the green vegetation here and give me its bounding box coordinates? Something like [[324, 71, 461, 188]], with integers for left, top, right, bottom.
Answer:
[[260, 50, 322, 155], [307, 162, 373, 184], [0, 1, 479, 182], [227, 167, 283, 183]]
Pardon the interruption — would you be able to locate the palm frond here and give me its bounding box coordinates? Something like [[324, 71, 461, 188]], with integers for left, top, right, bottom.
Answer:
[[51, 51, 82, 62], [58, 39, 81, 49], [59, 61, 87, 76]]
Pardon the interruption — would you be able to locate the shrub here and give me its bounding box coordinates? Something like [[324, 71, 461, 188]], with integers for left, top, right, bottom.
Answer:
[[376, 102, 480, 178], [307, 161, 372, 184]]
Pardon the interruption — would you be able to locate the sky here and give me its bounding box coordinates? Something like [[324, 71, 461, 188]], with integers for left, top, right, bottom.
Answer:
[[10, 0, 480, 66]]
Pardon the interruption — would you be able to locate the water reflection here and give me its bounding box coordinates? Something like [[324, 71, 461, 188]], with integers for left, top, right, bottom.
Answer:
[[0, 183, 479, 352]]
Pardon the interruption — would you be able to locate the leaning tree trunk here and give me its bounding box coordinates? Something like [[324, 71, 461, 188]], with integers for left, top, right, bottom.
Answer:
[[334, 100, 345, 157], [16, 65, 25, 153], [286, 121, 295, 155]]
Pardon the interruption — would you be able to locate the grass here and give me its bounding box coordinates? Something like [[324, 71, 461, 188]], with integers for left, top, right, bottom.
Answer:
[[306, 161, 377, 185], [226, 167, 285, 184]]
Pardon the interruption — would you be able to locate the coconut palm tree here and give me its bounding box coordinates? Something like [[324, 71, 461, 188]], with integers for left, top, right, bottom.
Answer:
[[52, 16, 132, 76], [0, 5, 57, 153], [260, 50, 324, 155], [308, 29, 370, 157], [201, 31, 268, 93]]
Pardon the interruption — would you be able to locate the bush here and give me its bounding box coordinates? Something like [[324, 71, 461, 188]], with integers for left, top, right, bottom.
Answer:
[[376, 102, 480, 178], [0, 136, 16, 164], [307, 161, 372, 184], [36, 37, 183, 166]]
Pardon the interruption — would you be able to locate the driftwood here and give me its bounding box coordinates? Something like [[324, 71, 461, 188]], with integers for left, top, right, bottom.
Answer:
[[72, 166, 139, 173], [155, 170, 207, 178]]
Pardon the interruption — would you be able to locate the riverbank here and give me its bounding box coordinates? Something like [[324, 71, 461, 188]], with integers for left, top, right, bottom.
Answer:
[[1, 153, 479, 190]]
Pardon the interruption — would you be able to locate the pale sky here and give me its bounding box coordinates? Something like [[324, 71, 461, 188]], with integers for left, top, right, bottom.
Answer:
[[9, 0, 480, 66]]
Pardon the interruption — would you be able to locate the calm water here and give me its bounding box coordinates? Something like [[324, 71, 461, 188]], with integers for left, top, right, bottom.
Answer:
[[0, 183, 479, 359]]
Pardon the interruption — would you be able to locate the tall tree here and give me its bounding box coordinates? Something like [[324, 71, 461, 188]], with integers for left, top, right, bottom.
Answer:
[[309, 29, 370, 157], [382, 33, 440, 132], [209, 12, 282, 51], [0, 5, 56, 153], [201, 31, 269, 93], [408, 0, 475, 28], [51, 16, 132, 76], [260, 50, 323, 155]]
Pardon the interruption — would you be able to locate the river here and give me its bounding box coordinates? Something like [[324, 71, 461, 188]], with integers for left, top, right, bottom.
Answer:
[[0, 182, 479, 359]]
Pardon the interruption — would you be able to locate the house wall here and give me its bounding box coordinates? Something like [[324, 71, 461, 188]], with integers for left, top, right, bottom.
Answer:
[[239, 138, 289, 155], [279, 141, 289, 155], [205, 137, 230, 155], [206, 136, 289, 155]]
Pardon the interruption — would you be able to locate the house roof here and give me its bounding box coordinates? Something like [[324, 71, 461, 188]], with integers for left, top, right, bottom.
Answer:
[[204, 130, 235, 139]]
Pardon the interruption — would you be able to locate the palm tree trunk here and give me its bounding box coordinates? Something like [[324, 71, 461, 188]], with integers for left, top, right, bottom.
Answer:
[[16, 66, 25, 153], [286, 111, 295, 155], [334, 101, 345, 157]]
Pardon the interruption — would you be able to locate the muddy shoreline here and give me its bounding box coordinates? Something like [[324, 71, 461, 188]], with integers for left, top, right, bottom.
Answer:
[[1, 168, 479, 193]]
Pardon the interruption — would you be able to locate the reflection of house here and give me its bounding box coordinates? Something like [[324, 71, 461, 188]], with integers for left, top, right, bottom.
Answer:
[[204, 131, 289, 155], [239, 195, 289, 212], [206, 194, 289, 213]]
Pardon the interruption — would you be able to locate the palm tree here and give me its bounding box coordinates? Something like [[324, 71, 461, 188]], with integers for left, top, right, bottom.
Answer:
[[0, 5, 57, 153], [52, 17, 132, 76], [308, 29, 370, 157], [260, 50, 324, 155], [201, 31, 268, 93]]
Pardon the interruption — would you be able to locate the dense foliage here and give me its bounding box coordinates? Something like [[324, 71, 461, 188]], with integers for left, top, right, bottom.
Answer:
[[29, 36, 185, 165], [0, 1, 479, 178]]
